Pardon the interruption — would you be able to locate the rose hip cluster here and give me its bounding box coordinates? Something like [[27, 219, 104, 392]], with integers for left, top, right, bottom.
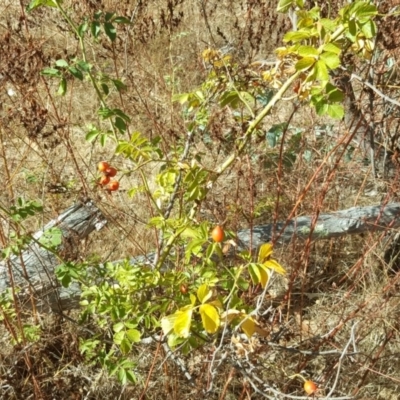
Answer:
[[98, 161, 119, 191]]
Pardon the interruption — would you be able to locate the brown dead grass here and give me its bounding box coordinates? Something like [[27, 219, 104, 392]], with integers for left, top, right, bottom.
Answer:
[[1, 0, 400, 399]]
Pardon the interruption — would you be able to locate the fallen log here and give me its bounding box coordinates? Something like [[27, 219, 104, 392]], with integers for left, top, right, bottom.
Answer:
[[236, 202, 400, 251], [0, 198, 107, 312], [1, 200, 400, 312]]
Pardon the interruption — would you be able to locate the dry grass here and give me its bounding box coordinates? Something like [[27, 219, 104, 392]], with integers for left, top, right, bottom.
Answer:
[[1, 0, 400, 399]]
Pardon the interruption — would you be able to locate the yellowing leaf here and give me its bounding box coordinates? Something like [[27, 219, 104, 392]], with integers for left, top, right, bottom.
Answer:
[[295, 57, 315, 71], [202, 48, 219, 62], [262, 70, 274, 81], [264, 259, 286, 275], [258, 243, 273, 263], [199, 304, 220, 334], [190, 293, 197, 306], [197, 284, 212, 304], [258, 264, 271, 288], [275, 46, 289, 58], [208, 298, 222, 309], [221, 309, 241, 324], [172, 93, 190, 104], [174, 307, 193, 338], [241, 316, 256, 338], [161, 314, 177, 336]]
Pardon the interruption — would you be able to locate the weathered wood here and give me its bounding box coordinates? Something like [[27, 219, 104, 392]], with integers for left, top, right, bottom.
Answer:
[[236, 202, 400, 251], [0, 199, 107, 312], [1, 200, 400, 312]]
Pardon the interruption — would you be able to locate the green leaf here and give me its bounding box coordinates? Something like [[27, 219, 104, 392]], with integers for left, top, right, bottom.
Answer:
[[297, 46, 318, 57], [100, 133, 108, 147], [68, 66, 83, 80], [295, 57, 315, 71], [315, 59, 329, 82], [219, 91, 240, 108], [355, 3, 378, 22], [326, 84, 343, 102], [78, 22, 88, 38], [322, 43, 341, 55], [118, 367, 127, 384], [319, 18, 337, 32], [277, 0, 295, 13], [284, 30, 312, 43], [249, 263, 261, 285], [41, 68, 61, 77], [98, 107, 114, 119], [85, 127, 99, 142], [113, 16, 131, 24], [57, 77, 67, 96], [126, 329, 141, 343], [55, 59, 69, 68], [26, 0, 59, 12], [314, 100, 328, 115], [39, 227, 62, 248], [320, 52, 340, 70], [326, 104, 344, 119], [112, 79, 127, 92], [101, 83, 109, 96], [104, 22, 116, 41], [360, 20, 376, 39], [266, 131, 277, 148], [240, 91, 255, 105], [91, 21, 101, 38], [126, 370, 137, 384], [115, 116, 127, 133], [114, 108, 131, 122], [76, 61, 92, 72], [256, 89, 274, 106], [119, 338, 132, 355], [113, 330, 125, 345], [346, 19, 357, 42], [113, 322, 125, 333], [199, 304, 220, 334], [105, 12, 115, 22]]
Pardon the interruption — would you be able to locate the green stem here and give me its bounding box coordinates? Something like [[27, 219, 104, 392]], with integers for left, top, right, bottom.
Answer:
[[156, 226, 187, 270], [216, 69, 302, 175]]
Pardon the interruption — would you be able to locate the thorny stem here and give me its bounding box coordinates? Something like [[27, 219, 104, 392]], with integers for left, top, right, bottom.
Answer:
[[54, 1, 118, 140], [154, 131, 194, 268], [155, 70, 301, 269]]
